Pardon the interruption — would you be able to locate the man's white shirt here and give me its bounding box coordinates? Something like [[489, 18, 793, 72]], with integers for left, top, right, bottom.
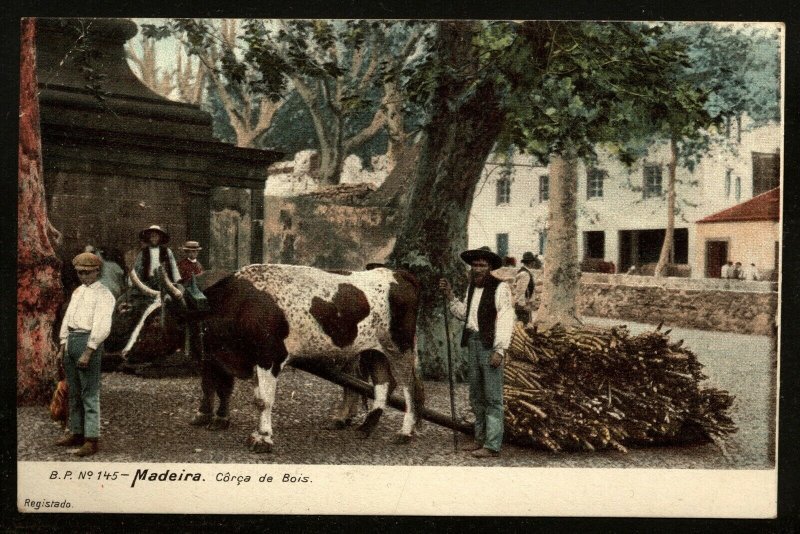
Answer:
[[148, 246, 181, 281], [59, 281, 116, 349], [513, 266, 535, 308]]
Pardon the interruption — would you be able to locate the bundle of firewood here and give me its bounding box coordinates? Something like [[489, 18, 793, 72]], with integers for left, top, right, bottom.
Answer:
[[504, 322, 736, 452]]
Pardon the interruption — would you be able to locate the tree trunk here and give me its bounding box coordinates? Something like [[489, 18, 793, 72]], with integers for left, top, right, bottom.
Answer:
[[654, 138, 678, 278], [317, 118, 344, 185], [535, 154, 581, 329], [383, 78, 408, 173], [390, 22, 504, 379], [18, 18, 64, 405]]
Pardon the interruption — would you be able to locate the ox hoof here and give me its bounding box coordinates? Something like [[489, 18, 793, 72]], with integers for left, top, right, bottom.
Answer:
[[355, 408, 383, 438], [207, 417, 231, 431], [325, 418, 353, 431], [247, 436, 273, 454], [393, 433, 414, 445], [252, 441, 273, 453], [189, 413, 213, 427]]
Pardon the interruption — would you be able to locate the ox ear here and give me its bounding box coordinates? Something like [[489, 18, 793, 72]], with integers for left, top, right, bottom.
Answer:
[[194, 269, 233, 292]]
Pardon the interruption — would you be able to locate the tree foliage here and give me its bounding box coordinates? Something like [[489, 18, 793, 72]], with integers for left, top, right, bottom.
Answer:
[[141, 19, 285, 148], [143, 19, 432, 179]]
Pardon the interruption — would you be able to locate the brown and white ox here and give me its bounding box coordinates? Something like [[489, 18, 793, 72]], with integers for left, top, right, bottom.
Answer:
[[107, 264, 423, 453]]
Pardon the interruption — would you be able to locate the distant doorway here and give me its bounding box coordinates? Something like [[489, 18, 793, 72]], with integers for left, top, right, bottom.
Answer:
[[618, 228, 689, 273], [584, 231, 605, 259], [705, 240, 728, 278]]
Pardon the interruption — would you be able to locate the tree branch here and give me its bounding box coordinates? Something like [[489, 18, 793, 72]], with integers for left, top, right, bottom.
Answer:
[[344, 107, 387, 153]]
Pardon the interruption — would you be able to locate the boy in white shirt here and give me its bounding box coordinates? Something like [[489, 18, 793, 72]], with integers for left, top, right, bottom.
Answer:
[[55, 252, 116, 457]]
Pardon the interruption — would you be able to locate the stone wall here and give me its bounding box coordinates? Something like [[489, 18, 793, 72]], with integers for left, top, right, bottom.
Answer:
[[210, 187, 252, 270], [265, 150, 388, 197], [525, 271, 777, 336], [47, 169, 190, 265], [38, 18, 281, 275], [264, 193, 396, 270]]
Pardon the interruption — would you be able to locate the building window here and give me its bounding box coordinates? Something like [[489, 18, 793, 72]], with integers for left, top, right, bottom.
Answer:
[[539, 175, 549, 202], [752, 151, 779, 196], [496, 177, 511, 205], [725, 169, 732, 198], [587, 168, 606, 199], [496, 233, 509, 259], [584, 231, 605, 259], [735, 175, 741, 201], [538, 230, 547, 255], [643, 164, 662, 198]]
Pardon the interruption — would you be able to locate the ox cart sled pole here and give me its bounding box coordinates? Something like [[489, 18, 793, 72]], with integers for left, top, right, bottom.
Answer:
[[440, 282, 460, 451], [288, 359, 474, 436]]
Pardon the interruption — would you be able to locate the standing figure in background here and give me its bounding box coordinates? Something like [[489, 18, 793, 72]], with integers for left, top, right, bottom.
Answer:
[[744, 262, 760, 281], [512, 251, 538, 325], [55, 252, 116, 457], [177, 240, 205, 284], [732, 261, 744, 280], [132, 225, 180, 290], [720, 261, 732, 279]]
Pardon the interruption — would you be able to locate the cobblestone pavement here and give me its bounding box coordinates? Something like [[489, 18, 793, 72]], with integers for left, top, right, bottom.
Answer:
[[18, 319, 775, 469]]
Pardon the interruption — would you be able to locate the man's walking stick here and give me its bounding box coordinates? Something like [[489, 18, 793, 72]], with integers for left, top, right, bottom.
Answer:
[[440, 283, 459, 452]]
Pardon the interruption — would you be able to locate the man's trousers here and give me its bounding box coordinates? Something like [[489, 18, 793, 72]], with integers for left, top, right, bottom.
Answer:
[[64, 331, 102, 438], [465, 331, 504, 452]]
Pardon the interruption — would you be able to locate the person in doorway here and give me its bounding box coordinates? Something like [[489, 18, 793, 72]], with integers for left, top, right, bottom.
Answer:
[[177, 240, 205, 284], [439, 246, 514, 458], [132, 225, 181, 290], [732, 261, 744, 280], [55, 252, 116, 457], [743, 262, 759, 281], [720, 261, 732, 279], [512, 251, 538, 324]]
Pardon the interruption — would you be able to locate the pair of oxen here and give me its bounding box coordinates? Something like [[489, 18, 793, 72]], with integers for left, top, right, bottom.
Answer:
[[105, 263, 424, 453]]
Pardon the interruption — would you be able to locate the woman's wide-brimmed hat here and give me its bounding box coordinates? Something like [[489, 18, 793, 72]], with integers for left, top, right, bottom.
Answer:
[[139, 225, 170, 243], [459, 246, 503, 270], [521, 251, 538, 263], [181, 240, 202, 251]]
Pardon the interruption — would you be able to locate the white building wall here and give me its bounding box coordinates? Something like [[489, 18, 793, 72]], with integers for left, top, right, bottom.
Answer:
[[467, 155, 549, 261], [467, 120, 781, 277]]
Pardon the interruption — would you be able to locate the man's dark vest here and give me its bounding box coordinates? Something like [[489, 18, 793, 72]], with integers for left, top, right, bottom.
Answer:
[[518, 267, 534, 299], [141, 245, 174, 281], [460, 275, 500, 350]]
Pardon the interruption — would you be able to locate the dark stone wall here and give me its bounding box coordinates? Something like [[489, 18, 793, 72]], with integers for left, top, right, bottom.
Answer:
[[47, 169, 190, 266], [36, 18, 280, 274]]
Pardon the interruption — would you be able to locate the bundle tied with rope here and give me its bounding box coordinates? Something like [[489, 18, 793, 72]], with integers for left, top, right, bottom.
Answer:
[[503, 322, 737, 453]]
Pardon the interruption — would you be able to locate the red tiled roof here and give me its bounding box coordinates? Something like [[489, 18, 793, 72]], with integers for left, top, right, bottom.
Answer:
[[697, 187, 780, 224]]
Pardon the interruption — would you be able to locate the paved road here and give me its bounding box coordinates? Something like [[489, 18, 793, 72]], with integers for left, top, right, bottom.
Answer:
[[18, 318, 775, 469]]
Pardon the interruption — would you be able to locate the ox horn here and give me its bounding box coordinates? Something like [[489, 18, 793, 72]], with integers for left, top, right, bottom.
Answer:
[[160, 265, 183, 300], [129, 267, 160, 298]]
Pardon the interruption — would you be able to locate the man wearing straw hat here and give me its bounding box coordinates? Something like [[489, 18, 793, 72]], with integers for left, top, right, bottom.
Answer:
[[132, 225, 181, 290], [55, 252, 116, 457], [177, 240, 205, 284], [439, 246, 514, 458]]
